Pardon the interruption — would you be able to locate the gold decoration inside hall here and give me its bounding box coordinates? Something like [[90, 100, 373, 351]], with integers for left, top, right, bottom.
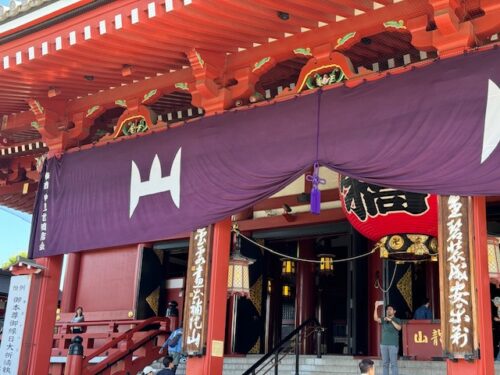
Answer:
[[397, 267, 413, 311], [146, 286, 160, 315]]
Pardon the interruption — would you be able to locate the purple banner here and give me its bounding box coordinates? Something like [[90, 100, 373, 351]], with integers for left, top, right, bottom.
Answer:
[[30, 48, 500, 257]]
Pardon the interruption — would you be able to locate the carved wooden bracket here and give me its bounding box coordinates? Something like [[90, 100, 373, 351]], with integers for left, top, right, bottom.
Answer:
[[407, 0, 476, 56], [0, 156, 36, 186], [28, 99, 97, 155], [187, 48, 276, 114], [278, 46, 359, 97]]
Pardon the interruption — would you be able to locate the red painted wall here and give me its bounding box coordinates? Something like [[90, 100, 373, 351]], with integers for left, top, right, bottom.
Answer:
[[73, 245, 141, 316]]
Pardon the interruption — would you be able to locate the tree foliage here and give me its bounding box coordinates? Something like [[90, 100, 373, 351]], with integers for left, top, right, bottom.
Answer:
[[2, 251, 27, 270]]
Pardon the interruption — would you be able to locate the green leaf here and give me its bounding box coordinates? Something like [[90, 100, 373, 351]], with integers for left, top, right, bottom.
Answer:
[[115, 99, 127, 108], [293, 48, 312, 57], [143, 89, 158, 103], [175, 82, 189, 91], [252, 57, 271, 72]]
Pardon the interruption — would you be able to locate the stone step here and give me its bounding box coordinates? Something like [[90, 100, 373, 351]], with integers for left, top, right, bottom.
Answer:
[[141, 356, 500, 375]]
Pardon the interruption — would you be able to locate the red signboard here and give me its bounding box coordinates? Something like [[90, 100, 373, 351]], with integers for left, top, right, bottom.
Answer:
[[402, 321, 443, 360]]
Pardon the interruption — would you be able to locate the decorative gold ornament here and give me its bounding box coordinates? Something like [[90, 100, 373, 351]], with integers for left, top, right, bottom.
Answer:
[[397, 266, 413, 311], [389, 235, 404, 250], [146, 286, 160, 315], [379, 234, 438, 261]]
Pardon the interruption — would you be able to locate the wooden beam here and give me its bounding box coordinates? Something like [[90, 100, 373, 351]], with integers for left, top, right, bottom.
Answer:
[[225, 0, 430, 69], [2, 111, 36, 132], [252, 188, 340, 211], [237, 208, 346, 232], [65, 69, 194, 113]]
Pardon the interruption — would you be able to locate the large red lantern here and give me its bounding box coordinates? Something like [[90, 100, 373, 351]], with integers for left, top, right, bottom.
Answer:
[[339, 175, 438, 261]]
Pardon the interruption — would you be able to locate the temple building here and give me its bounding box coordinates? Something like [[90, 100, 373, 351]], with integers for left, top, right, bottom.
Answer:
[[0, 1, 499, 374]]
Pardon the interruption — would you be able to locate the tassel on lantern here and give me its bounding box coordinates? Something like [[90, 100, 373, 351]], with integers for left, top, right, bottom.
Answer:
[[306, 162, 326, 215]]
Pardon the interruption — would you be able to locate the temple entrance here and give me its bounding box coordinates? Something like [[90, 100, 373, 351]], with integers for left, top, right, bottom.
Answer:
[[229, 222, 370, 356], [135, 241, 189, 321]]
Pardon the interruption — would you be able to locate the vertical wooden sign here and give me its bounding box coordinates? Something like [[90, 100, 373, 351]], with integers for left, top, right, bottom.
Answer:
[[438, 196, 478, 359], [183, 226, 213, 356]]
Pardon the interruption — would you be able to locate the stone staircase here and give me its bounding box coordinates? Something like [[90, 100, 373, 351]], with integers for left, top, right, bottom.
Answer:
[[141, 354, 500, 374]]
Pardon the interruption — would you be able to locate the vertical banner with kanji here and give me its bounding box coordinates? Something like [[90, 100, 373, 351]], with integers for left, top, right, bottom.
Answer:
[[438, 195, 478, 359], [0, 275, 32, 374], [183, 226, 213, 356]]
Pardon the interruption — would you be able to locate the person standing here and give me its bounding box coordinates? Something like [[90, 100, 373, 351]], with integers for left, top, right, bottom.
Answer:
[[413, 298, 432, 320], [374, 301, 402, 375], [70, 306, 85, 334], [159, 326, 183, 371]]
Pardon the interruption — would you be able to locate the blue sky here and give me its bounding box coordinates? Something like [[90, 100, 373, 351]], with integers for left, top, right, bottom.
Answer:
[[0, 207, 31, 265]]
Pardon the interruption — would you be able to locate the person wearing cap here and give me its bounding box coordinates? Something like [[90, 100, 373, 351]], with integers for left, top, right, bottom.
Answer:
[[142, 365, 155, 375]]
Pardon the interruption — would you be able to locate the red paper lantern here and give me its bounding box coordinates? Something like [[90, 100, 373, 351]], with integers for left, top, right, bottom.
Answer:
[[339, 175, 437, 242]]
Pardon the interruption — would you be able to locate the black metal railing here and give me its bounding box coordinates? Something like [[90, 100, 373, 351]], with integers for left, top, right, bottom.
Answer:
[[242, 317, 323, 375]]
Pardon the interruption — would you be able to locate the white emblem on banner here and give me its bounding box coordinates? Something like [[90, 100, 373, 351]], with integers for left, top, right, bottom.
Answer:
[[129, 147, 181, 217], [481, 79, 500, 163]]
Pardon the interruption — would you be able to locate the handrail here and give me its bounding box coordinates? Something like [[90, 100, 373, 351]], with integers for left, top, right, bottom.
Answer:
[[242, 317, 322, 375], [83, 328, 167, 375], [82, 316, 169, 365]]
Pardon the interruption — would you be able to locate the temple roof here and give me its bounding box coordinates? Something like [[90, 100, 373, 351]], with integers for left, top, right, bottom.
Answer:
[[0, 0, 499, 213], [0, 0, 438, 117]]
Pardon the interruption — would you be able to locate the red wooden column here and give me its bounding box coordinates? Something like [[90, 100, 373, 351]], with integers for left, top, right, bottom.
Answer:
[[447, 197, 494, 375], [24, 256, 63, 374], [60, 253, 81, 312], [295, 240, 316, 353], [185, 218, 232, 375], [368, 248, 383, 356]]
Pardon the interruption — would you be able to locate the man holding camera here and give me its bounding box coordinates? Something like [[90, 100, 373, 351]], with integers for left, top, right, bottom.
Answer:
[[374, 301, 402, 375]]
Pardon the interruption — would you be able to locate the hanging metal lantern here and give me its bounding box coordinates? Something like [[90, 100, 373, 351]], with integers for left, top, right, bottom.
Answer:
[[318, 254, 335, 274], [488, 237, 500, 287], [378, 234, 438, 261], [281, 258, 296, 277], [227, 234, 255, 298]]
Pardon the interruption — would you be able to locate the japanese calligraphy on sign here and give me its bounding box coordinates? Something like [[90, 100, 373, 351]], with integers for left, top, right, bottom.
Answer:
[[402, 322, 443, 360], [438, 196, 478, 359], [183, 226, 213, 356], [413, 329, 442, 346], [38, 171, 50, 252], [0, 275, 32, 375], [340, 175, 430, 221]]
